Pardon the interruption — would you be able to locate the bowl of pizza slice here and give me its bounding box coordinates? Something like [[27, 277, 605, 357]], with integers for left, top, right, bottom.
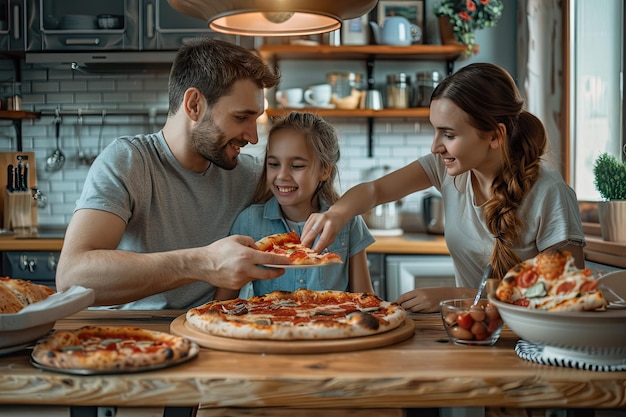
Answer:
[[488, 249, 626, 366]]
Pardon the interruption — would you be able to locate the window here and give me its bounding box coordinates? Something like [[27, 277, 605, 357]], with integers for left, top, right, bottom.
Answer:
[[569, 0, 624, 200]]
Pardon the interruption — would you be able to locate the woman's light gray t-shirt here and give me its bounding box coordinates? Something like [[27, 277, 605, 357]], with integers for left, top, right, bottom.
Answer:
[[418, 153, 585, 288], [75, 131, 261, 309]]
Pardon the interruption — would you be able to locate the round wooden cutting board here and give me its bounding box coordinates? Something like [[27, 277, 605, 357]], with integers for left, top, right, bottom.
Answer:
[[170, 314, 415, 354]]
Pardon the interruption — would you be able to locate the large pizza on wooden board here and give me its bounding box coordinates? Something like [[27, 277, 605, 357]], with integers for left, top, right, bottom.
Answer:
[[494, 249, 607, 312], [256, 232, 342, 266], [186, 289, 407, 340], [32, 326, 196, 372]]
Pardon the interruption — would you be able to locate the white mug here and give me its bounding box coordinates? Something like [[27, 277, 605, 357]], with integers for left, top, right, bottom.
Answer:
[[275, 87, 303, 107], [304, 84, 332, 107]]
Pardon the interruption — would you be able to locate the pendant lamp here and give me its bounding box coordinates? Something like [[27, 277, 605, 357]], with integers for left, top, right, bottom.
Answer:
[[167, 0, 378, 36]]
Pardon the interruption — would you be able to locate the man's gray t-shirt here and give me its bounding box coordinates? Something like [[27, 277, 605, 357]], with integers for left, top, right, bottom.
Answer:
[[75, 131, 261, 309]]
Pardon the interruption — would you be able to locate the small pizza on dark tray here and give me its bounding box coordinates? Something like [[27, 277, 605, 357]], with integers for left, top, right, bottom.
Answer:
[[32, 326, 197, 373]]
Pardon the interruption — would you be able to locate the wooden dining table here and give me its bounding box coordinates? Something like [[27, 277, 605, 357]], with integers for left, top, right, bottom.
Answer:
[[0, 309, 624, 417]]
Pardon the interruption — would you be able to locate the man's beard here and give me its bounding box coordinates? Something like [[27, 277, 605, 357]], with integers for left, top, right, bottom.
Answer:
[[190, 111, 244, 170]]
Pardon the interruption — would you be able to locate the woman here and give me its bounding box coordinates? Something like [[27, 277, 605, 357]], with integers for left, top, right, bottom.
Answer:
[[301, 63, 585, 312]]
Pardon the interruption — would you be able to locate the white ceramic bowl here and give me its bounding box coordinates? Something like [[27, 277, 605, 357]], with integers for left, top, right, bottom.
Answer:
[[488, 294, 626, 364]]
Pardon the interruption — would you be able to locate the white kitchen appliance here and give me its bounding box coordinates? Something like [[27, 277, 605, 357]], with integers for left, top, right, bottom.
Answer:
[[385, 254, 455, 301]]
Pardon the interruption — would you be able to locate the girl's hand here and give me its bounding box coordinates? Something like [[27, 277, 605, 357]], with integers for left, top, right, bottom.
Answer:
[[300, 211, 344, 253]]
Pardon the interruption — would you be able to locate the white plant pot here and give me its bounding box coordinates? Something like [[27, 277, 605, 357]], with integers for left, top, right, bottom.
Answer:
[[598, 200, 626, 242]]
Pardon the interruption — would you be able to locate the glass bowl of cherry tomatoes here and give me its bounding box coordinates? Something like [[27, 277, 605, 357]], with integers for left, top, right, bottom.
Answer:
[[440, 298, 503, 346]]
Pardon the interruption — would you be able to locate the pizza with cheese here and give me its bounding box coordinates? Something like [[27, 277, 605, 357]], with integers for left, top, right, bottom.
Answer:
[[186, 289, 406, 340], [494, 249, 607, 311], [256, 232, 342, 266], [31, 326, 197, 372]]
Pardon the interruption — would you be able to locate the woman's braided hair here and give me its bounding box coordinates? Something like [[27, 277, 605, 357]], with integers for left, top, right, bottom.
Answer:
[[431, 63, 547, 279]]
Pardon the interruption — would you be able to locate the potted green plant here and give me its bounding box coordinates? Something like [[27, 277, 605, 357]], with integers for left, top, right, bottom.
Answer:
[[592, 152, 626, 242], [434, 0, 504, 57]]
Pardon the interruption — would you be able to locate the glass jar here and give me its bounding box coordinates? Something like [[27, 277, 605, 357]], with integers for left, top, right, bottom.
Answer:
[[326, 72, 363, 98], [326, 72, 364, 109], [415, 70, 444, 107], [386, 73, 410, 109], [0, 82, 21, 111]]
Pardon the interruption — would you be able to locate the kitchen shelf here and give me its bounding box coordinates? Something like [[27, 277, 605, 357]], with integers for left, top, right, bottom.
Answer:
[[258, 44, 469, 66], [0, 110, 42, 152], [265, 108, 430, 118], [260, 44, 463, 156], [0, 110, 41, 120]]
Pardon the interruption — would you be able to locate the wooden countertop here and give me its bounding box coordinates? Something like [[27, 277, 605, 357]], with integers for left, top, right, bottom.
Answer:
[[0, 309, 623, 411], [0, 226, 623, 269], [368, 233, 449, 255], [0, 232, 448, 255]]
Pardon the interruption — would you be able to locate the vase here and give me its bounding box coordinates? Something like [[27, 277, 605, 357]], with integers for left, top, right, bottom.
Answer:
[[598, 200, 626, 242], [438, 16, 461, 45]]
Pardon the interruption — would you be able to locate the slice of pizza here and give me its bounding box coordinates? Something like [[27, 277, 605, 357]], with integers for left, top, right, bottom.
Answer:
[[256, 232, 342, 266], [495, 249, 607, 312]]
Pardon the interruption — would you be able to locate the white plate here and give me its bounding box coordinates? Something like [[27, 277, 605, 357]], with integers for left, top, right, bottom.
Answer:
[[0, 286, 95, 349], [488, 294, 626, 364]]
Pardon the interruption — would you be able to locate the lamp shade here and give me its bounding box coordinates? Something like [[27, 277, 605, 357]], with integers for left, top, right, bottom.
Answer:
[[167, 0, 378, 36]]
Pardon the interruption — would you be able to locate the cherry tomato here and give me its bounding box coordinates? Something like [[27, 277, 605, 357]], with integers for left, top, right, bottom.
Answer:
[[469, 306, 485, 321], [471, 320, 488, 336], [444, 312, 457, 327], [456, 312, 474, 330], [555, 280, 576, 295], [484, 305, 500, 320], [580, 280, 599, 293], [487, 318, 503, 333], [449, 325, 474, 340], [513, 298, 530, 307], [517, 268, 539, 288]]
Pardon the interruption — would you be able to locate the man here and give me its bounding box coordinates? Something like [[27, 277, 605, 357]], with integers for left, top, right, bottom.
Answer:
[[56, 38, 289, 309]]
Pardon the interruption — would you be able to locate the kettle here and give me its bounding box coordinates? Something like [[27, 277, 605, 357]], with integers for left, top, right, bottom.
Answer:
[[422, 192, 445, 234], [369, 16, 421, 46], [362, 165, 402, 231]]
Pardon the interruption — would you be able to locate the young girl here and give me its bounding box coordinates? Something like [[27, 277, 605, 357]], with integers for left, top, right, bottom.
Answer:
[[215, 112, 375, 299], [301, 63, 585, 312]]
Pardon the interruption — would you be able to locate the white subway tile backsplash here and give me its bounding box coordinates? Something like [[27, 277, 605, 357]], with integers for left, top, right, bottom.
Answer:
[[2, 64, 435, 226]]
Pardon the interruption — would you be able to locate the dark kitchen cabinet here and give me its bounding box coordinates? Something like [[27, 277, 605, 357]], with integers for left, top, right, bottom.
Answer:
[[26, 0, 140, 51], [0, 0, 27, 51]]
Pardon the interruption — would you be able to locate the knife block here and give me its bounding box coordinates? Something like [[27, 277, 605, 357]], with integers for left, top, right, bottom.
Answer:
[[3, 189, 36, 232], [0, 152, 38, 231]]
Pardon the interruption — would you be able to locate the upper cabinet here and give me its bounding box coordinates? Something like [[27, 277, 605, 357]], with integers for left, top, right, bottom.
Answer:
[[27, 0, 140, 51], [0, 0, 27, 52], [23, 0, 255, 53], [140, 0, 254, 51]]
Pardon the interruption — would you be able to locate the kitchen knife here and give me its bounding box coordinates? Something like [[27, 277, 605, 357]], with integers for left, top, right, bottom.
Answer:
[[7, 164, 14, 192], [13, 165, 19, 192], [23, 163, 28, 191], [17, 161, 23, 191]]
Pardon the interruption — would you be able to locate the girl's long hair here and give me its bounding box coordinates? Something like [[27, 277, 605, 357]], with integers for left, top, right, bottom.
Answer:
[[431, 63, 547, 279]]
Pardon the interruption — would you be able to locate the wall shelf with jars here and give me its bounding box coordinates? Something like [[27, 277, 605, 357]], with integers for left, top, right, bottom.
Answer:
[[259, 44, 466, 156]]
